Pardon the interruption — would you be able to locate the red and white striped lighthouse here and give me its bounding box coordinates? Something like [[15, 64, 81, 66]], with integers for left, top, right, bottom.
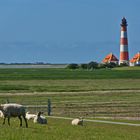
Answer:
[[119, 17, 129, 65]]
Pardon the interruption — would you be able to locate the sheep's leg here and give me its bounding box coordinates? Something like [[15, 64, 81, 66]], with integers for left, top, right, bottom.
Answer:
[[2, 117, 6, 125], [18, 116, 22, 127], [8, 117, 10, 126], [23, 115, 28, 128]]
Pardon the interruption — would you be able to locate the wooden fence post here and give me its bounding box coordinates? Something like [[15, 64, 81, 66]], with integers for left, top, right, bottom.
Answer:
[[48, 99, 51, 116]]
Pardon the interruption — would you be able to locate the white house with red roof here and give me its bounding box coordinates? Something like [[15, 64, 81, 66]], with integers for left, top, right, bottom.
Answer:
[[130, 52, 140, 66], [102, 53, 119, 64]]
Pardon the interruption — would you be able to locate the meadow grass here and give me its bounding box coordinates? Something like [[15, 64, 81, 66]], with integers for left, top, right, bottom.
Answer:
[[0, 79, 140, 93], [0, 90, 140, 117], [113, 66, 140, 70], [0, 67, 140, 139], [0, 68, 139, 80], [0, 118, 140, 140]]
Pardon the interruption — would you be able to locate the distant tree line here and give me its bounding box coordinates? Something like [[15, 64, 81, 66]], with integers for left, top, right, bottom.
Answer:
[[0, 62, 49, 65], [66, 61, 119, 70]]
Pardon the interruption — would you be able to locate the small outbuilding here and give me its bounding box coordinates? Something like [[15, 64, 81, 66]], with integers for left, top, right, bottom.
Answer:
[[130, 52, 140, 66], [102, 53, 119, 64]]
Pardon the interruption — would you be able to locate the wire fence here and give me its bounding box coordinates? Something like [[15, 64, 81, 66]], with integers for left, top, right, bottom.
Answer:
[[24, 100, 140, 118], [1, 96, 140, 118]]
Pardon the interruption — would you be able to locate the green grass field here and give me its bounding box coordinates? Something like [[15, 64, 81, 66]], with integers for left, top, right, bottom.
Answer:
[[0, 89, 140, 117], [0, 79, 140, 93], [0, 118, 140, 140], [0, 67, 140, 139], [0, 68, 139, 80]]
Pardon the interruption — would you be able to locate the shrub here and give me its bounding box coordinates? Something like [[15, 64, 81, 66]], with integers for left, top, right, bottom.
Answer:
[[88, 61, 98, 69], [98, 63, 106, 69], [119, 63, 129, 67], [80, 64, 88, 69], [66, 64, 79, 69]]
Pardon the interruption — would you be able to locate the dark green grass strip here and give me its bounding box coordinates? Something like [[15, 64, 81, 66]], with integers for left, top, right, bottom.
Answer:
[[0, 68, 139, 80]]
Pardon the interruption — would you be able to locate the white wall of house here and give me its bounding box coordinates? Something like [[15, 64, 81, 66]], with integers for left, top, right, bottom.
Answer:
[[130, 61, 140, 66]]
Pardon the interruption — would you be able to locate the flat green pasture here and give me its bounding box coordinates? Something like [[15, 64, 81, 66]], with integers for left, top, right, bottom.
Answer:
[[114, 66, 140, 70], [0, 79, 139, 93], [0, 68, 140, 139], [0, 118, 140, 140], [0, 90, 140, 117], [0, 68, 139, 80], [0, 68, 139, 92]]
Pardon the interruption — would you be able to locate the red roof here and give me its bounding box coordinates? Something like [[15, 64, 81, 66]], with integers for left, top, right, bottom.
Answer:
[[130, 52, 140, 63], [102, 53, 119, 63]]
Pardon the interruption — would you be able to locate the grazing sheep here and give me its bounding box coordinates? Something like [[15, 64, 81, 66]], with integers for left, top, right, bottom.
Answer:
[[0, 103, 28, 128], [26, 112, 36, 120], [33, 112, 47, 124], [71, 117, 83, 126]]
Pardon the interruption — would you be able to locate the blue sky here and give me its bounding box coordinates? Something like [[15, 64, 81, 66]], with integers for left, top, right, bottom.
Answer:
[[0, 0, 140, 63]]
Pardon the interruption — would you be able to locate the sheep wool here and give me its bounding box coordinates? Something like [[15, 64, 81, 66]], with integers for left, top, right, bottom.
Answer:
[[0, 103, 28, 128], [71, 118, 83, 126], [0, 110, 4, 118], [33, 112, 47, 124], [26, 112, 36, 120]]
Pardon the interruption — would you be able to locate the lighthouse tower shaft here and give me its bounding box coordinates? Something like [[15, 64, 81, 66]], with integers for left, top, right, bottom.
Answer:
[[119, 17, 129, 65]]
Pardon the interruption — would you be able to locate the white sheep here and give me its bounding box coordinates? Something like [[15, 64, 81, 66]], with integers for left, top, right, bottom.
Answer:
[[26, 112, 36, 120], [33, 112, 47, 124], [0, 103, 28, 128], [71, 117, 83, 126], [0, 110, 4, 118]]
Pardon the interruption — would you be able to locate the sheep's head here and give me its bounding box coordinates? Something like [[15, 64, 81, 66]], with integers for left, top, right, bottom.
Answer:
[[37, 111, 43, 116]]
